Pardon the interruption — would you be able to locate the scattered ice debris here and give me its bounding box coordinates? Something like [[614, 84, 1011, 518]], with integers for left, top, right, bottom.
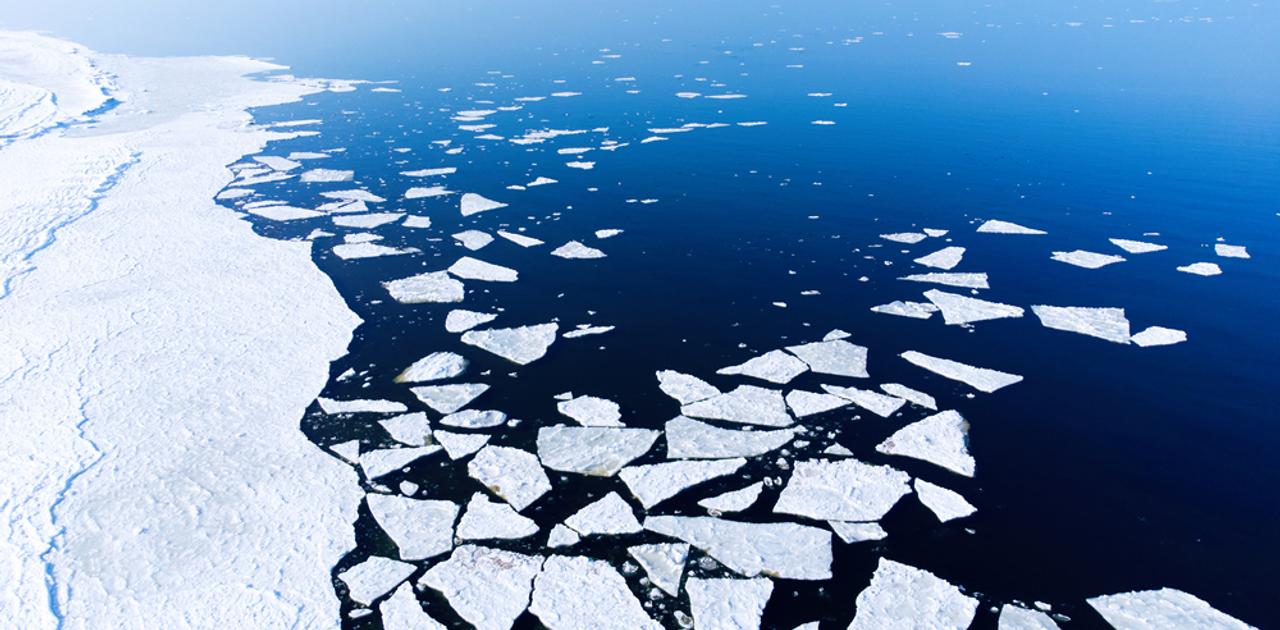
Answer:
[[595, 228, 623, 239], [461, 323, 559, 365], [619, 458, 747, 509], [1051, 250, 1126, 269], [914, 246, 966, 270], [977, 220, 1046, 235], [367, 493, 458, 560], [829, 521, 888, 544], [452, 230, 494, 251], [717, 349, 810, 384], [1110, 238, 1167, 254], [445, 309, 498, 333], [383, 271, 465, 304], [1131, 326, 1187, 347], [876, 410, 975, 477], [785, 339, 869, 378], [698, 481, 764, 513], [880, 383, 937, 410], [665, 416, 796, 459], [460, 192, 507, 216], [998, 604, 1062, 630], [656, 370, 720, 404], [440, 408, 507, 429], [497, 230, 545, 247], [401, 166, 456, 177], [420, 545, 542, 630], [467, 445, 551, 510], [564, 491, 642, 535], [820, 384, 906, 417], [410, 383, 489, 414], [1031, 305, 1130, 344], [925, 289, 1026, 326], [871, 300, 939, 319], [1086, 588, 1252, 629], [644, 515, 833, 580], [849, 558, 978, 629], [405, 185, 452, 200], [395, 351, 467, 383], [1177, 262, 1222, 276], [318, 397, 407, 414], [333, 212, 404, 228], [628, 543, 689, 596], [448, 256, 518, 282], [379, 412, 433, 446], [902, 272, 991, 290], [300, 168, 354, 183], [537, 426, 660, 476], [337, 556, 416, 606], [557, 395, 623, 427], [687, 577, 773, 630], [551, 241, 606, 259], [562, 325, 615, 338], [775, 459, 911, 521], [1215, 244, 1249, 259], [547, 524, 580, 548], [529, 556, 660, 630], [914, 478, 976, 522], [901, 350, 1024, 393], [380, 583, 446, 630], [433, 431, 491, 460], [785, 390, 851, 417], [881, 232, 928, 244], [457, 493, 539, 540], [681, 385, 793, 427], [360, 446, 442, 480]]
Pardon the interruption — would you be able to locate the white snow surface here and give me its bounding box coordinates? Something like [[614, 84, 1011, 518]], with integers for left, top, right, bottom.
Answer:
[[380, 584, 445, 630], [1110, 238, 1167, 254], [849, 558, 978, 629], [1131, 326, 1187, 347], [656, 369, 720, 404], [395, 351, 467, 383], [1051, 250, 1126, 269], [456, 493, 539, 540], [925, 289, 1025, 325], [698, 482, 765, 513], [563, 491, 642, 535], [337, 556, 416, 607], [557, 395, 624, 427], [977, 219, 1046, 235], [821, 384, 907, 418], [914, 246, 966, 270], [383, 270, 465, 303], [999, 605, 1062, 630]]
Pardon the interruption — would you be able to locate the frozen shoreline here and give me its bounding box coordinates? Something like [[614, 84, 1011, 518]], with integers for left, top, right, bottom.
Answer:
[[0, 31, 361, 628]]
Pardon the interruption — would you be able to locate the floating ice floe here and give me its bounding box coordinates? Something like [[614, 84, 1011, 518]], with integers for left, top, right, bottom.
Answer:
[[876, 410, 975, 477], [360, 446, 442, 480], [717, 349, 810, 384], [367, 494, 458, 560], [900, 350, 1023, 393], [557, 395, 623, 427], [665, 416, 796, 459], [318, 397, 407, 414], [467, 445, 551, 510], [333, 212, 405, 228], [1177, 262, 1222, 276], [628, 543, 689, 596], [537, 426, 659, 476], [457, 493, 539, 540], [411, 383, 489, 414], [419, 545, 543, 630], [254, 155, 301, 171], [914, 246, 966, 270], [998, 604, 1061, 630], [829, 521, 888, 544], [1086, 587, 1252, 629], [1130, 326, 1187, 347], [383, 271, 465, 304], [977, 220, 1046, 235], [379, 413, 432, 446], [547, 524, 579, 548], [380, 583, 446, 630], [529, 556, 660, 630], [1051, 250, 1126, 269], [452, 230, 494, 250], [1030, 305, 1130, 344], [301, 168, 354, 183], [687, 577, 774, 630], [619, 458, 747, 509], [775, 459, 911, 521], [405, 185, 452, 199], [497, 230, 545, 247], [871, 300, 939, 319], [460, 192, 507, 216], [331, 440, 361, 462], [551, 241, 606, 259], [1110, 238, 1167, 254], [914, 478, 976, 522], [562, 325, 614, 338], [925, 289, 1025, 326], [248, 205, 324, 221], [849, 558, 978, 629], [401, 167, 456, 177], [433, 431, 490, 460], [881, 232, 928, 244], [461, 323, 559, 365], [820, 384, 906, 417], [644, 515, 833, 580], [880, 383, 937, 410], [1214, 243, 1249, 259], [337, 556, 416, 606], [681, 385, 793, 427], [595, 228, 623, 239], [440, 408, 507, 429], [698, 481, 764, 513], [785, 339, 869, 378], [785, 390, 851, 417], [445, 309, 498, 333], [527, 176, 557, 186], [395, 351, 467, 383], [656, 369, 719, 404], [902, 272, 991, 290], [322, 189, 386, 203], [448, 256, 518, 282], [564, 491, 642, 535], [565, 161, 596, 170]]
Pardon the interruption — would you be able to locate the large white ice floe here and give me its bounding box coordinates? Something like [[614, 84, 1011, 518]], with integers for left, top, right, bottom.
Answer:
[[360, 446, 442, 480], [551, 240, 606, 259], [829, 521, 889, 544], [405, 185, 452, 200], [379, 412, 433, 446], [1051, 250, 1126, 269], [1130, 326, 1187, 347], [977, 219, 1046, 235], [537, 426, 660, 476], [820, 384, 906, 417], [644, 515, 833, 580], [698, 481, 765, 513], [880, 383, 937, 410], [785, 390, 851, 417], [410, 383, 489, 414], [338, 556, 417, 606], [448, 256, 518, 282], [785, 339, 869, 378], [333, 242, 420, 260], [529, 555, 660, 630], [1177, 262, 1222, 276], [497, 229, 545, 247], [367, 493, 458, 560], [1215, 243, 1249, 259], [881, 232, 928, 244], [717, 349, 810, 384], [1031, 305, 1131, 344], [775, 459, 912, 521], [460, 192, 508, 216], [394, 351, 467, 383], [461, 323, 559, 365], [900, 350, 1023, 393], [876, 410, 975, 477], [547, 524, 580, 548], [849, 558, 978, 629], [433, 431, 491, 460], [998, 604, 1062, 630], [656, 369, 720, 404], [871, 300, 940, 319], [681, 385, 793, 427], [914, 478, 976, 522], [452, 229, 494, 251], [1110, 238, 1167, 254], [619, 458, 747, 509], [420, 545, 543, 630], [687, 577, 774, 630], [380, 583, 446, 630], [445, 309, 498, 333], [319, 397, 408, 414], [247, 204, 323, 221], [383, 271, 465, 303], [440, 408, 507, 429], [564, 491, 642, 535], [665, 415, 796, 459], [914, 246, 966, 270], [467, 445, 552, 510], [300, 168, 354, 183], [901, 272, 991, 290], [557, 395, 623, 426], [1086, 588, 1253, 629], [925, 289, 1025, 326], [628, 543, 690, 596], [333, 212, 404, 228], [457, 493, 539, 540]]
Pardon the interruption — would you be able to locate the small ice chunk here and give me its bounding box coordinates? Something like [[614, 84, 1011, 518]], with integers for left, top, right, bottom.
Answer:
[[405, 185, 452, 199], [410, 383, 489, 414], [359, 446, 442, 480], [998, 604, 1062, 630], [1215, 244, 1249, 259], [619, 458, 747, 509], [338, 556, 416, 606], [420, 545, 542, 630], [557, 395, 623, 427], [665, 416, 796, 459], [537, 426, 660, 476], [1131, 326, 1187, 347], [1051, 250, 1126, 269], [595, 228, 623, 239], [547, 524, 580, 548], [880, 383, 937, 410], [333, 212, 405, 228], [823, 444, 854, 457], [467, 445, 551, 510], [402, 215, 431, 228], [448, 256, 518, 282], [925, 289, 1025, 326], [247, 205, 323, 221], [901, 350, 1023, 393], [871, 300, 939, 319], [457, 493, 538, 540], [318, 397, 407, 414], [914, 246, 966, 270], [681, 385, 793, 427], [628, 543, 689, 596], [687, 577, 773, 630], [461, 323, 558, 365], [717, 349, 810, 384], [820, 384, 906, 417], [497, 230, 544, 247], [876, 410, 975, 477], [527, 176, 558, 186], [656, 370, 719, 404], [445, 309, 498, 333], [914, 478, 976, 522], [775, 459, 912, 521], [433, 431, 490, 460], [562, 325, 614, 338], [829, 521, 888, 544], [367, 494, 458, 560], [452, 230, 494, 250], [383, 271, 465, 304], [379, 412, 432, 446], [460, 192, 508, 216], [551, 241, 606, 259], [1178, 262, 1222, 276], [644, 515, 832, 580], [698, 482, 764, 513], [529, 556, 660, 630], [784, 339, 869, 378], [333, 242, 419, 260], [565, 161, 596, 170], [301, 168, 354, 183], [564, 491, 642, 535], [1086, 588, 1252, 630], [380, 583, 446, 630], [1031, 305, 1130, 344], [395, 351, 467, 383], [849, 558, 978, 629], [440, 409, 506, 429], [322, 189, 385, 203], [1110, 238, 1167, 254], [902, 272, 991, 289], [977, 220, 1046, 235], [785, 390, 851, 417], [881, 232, 928, 244]]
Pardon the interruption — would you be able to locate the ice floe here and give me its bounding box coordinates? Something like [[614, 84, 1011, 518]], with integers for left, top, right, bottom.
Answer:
[[300, 168, 354, 183], [1177, 262, 1222, 276], [849, 558, 978, 629], [460, 192, 507, 216], [644, 515, 833, 580], [445, 309, 498, 333], [1051, 250, 1126, 269], [467, 445, 551, 510], [420, 545, 542, 630], [876, 410, 975, 477], [440, 408, 507, 429], [925, 289, 1025, 326], [402, 215, 431, 228], [557, 395, 623, 427], [687, 577, 773, 630], [457, 493, 539, 540], [562, 325, 615, 338], [829, 521, 888, 544], [551, 241, 606, 259], [717, 349, 810, 384], [461, 323, 559, 364], [537, 426, 660, 476], [914, 246, 966, 270], [333, 212, 404, 228], [497, 230, 545, 247], [1131, 326, 1187, 347], [405, 185, 452, 199], [564, 491, 642, 535], [785, 390, 851, 417], [1031, 305, 1130, 344], [379, 412, 433, 446], [367, 493, 458, 560], [775, 459, 911, 521], [1086, 588, 1252, 629], [248, 205, 324, 221], [998, 604, 1062, 630], [383, 271, 465, 304], [881, 232, 928, 244], [547, 524, 580, 548], [914, 478, 976, 522], [880, 383, 937, 410], [785, 339, 869, 378], [977, 220, 1046, 235], [401, 166, 456, 177], [529, 555, 660, 630], [665, 415, 796, 459], [901, 350, 1024, 393], [698, 481, 764, 513], [820, 384, 906, 417], [410, 383, 489, 414], [681, 385, 793, 427], [902, 272, 991, 290], [395, 351, 467, 383], [380, 583, 445, 630], [656, 369, 720, 404], [1110, 238, 1167, 254], [319, 397, 407, 414], [452, 230, 494, 250], [360, 446, 442, 480], [337, 556, 416, 606], [619, 458, 747, 509], [433, 431, 491, 460], [448, 256, 518, 282], [1214, 243, 1249, 259], [628, 542, 689, 596], [871, 300, 939, 319]]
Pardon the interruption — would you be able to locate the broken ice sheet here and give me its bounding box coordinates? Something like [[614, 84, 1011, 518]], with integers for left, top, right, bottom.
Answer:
[[457, 493, 539, 540], [333, 242, 419, 260], [829, 521, 888, 544], [785, 390, 851, 417], [318, 397, 407, 414], [394, 351, 467, 383], [529, 556, 660, 630], [461, 323, 558, 365], [439, 408, 507, 429], [717, 348, 809, 384], [452, 229, 494, 250], [784, 338, 869, 378], [332, 212, 405, 228], [901, 272, 991, 290], [914, 478, 976, 522], [925, 289, 1025, 326], [698, 481, 764, 513], [656, 369, 719, 404], [338, 556, 416, 606], [976, 219, 1046, 235], [433, 431, 491, 460], [1131, 326, 1187, 347], [914, 246, 966, 270], [849, 558, 978, 629], [775, 458, 911, 521], [557, 395, 623, 426], [551, 240, 606, 259], [1030, 305, 1130, 344], [666, 415, 796, 459], [367, 493, 458, 560], [900, 350, 1023, 393], [378, 412, 432, 446], [1087, 587, 1252, 630], [681, 385, 793, 427], [1051, 250, 1126, 269], [359, 445, 442, 480], [563, 491, 642, 535], [380, 583, 446, 630], [547, 524, 580, 548], [628, 543, 689, 596], [644, 515, 833, 580], [619, 457, 747, 509], [821, 384, 906, 417], [410, 382, 489, 414], [460, 192, 507, 216], [467, 445, 551, 510], [301, 168, 354, 183], [871, 300, 939, 319], [405, 185, 453, 199], [687, 577, 773, 630], [383, 271, 465, 304], [448, 256, 518, 282], [419, 545, 542, 630], [536, 426, 659, 476], [497, 230, 545, 247], [876, 410, 975, 477], [881, 232, 928, 244], [444, 309, 498, 333], [880, 383, 937, 410]]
